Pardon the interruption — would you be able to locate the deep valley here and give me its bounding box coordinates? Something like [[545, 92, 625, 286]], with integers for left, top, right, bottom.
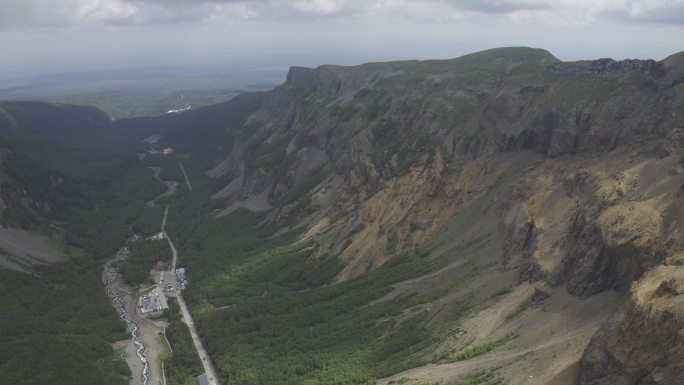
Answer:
[[1, 47, 684, 385]]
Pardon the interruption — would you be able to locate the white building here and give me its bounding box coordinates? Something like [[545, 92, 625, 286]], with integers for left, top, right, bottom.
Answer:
[[176, 267, 187, 281]]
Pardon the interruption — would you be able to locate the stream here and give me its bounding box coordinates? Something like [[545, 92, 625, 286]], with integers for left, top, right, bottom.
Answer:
[[146, 166, 178, 207], [103, 136, 183, 385], [103, 244, 150, 385]]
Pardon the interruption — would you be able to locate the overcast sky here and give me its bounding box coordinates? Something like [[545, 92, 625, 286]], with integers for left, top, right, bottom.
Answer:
[[1, 0, 683, 81]]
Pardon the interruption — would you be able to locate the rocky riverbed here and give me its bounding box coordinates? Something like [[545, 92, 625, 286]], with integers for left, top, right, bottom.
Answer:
[[104, 245, 150, 385], [104, 243, 167, 385]]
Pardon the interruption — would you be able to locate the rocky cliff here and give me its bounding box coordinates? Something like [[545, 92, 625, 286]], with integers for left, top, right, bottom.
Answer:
[[157, 47, 684, 384], [210, 47, 684, 205], [579, 257, 684, 384]]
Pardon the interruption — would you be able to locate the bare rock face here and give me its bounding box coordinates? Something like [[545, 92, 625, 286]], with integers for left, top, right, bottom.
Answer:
[[561, 219, 665, 297], [578, 262, 684, 385], [472, 141, 684, 383]]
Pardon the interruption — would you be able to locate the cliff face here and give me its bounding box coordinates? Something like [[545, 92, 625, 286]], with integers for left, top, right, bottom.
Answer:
[[212, 47, 684, 206], [579, 258, 684, 385], [161, 47, 684, 384], [0, 145, 78, 229], [269, 48, 680, 158], [204, 46, 684, 273], [0, 101, 146, 230], [505, 133, 684, 291]]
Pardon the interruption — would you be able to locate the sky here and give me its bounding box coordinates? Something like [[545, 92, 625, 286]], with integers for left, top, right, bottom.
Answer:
[[1, 0, 684, 82]]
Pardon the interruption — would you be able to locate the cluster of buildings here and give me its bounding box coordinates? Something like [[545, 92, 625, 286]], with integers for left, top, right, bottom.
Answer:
[[138, 266, 189, 316], [147, 232, 165, 241], [139, 286, 169, 314], [146, 145, 174, 156]]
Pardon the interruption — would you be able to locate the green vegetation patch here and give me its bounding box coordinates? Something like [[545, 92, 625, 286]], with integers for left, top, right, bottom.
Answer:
[[355, 87, 390, 120], [491, 287, 513, 298], [505, 300, 531, 321], [245, 136, 290, 170], [119, 238, 172, 286], [371, 130, 436, 177], [284, 167, 328, 204], [448, 334, 518, 363], [386, 230, 399, 254], [444, 369, 509, 385], [171, 204, 457, 384], [330, 103, 359, 122], [0, 264, 129, 385]]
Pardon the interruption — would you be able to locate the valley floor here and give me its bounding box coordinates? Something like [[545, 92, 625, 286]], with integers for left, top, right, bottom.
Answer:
[[103, 246, 168, 385], [105, 154, 219, 385]]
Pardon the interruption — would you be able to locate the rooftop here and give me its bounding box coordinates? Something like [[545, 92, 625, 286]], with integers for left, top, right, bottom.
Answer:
[[196, 374, 209, 385]]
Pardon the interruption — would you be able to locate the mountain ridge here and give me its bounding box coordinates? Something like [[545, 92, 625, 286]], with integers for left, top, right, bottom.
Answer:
[[142, 47, 684, 384], [1, 47, 684, 384]]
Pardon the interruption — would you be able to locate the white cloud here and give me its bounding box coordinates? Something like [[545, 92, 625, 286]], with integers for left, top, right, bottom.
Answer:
[[604, 0, 684, 24], [0, 0, 138, 29], [75, 0, 138, 24], [291, 0, 346, 15], [365, 0, 470, 21]]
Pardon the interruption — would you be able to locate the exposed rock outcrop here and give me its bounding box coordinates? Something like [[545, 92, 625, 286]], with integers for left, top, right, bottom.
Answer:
[[578, 260, 684, 385]]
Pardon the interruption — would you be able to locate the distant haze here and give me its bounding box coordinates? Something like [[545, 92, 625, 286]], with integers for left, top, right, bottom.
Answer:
[[1, 0, 683, 89]]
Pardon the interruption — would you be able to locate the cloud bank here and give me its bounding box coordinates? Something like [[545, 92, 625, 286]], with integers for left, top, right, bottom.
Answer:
[[2, 0, 684, 30], [0, 0, 682, 82]]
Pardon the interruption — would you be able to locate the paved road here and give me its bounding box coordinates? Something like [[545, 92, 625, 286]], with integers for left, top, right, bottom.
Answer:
[[162, 205, 220, 385], [179, 161, 193, 191], [176, 295, 221, 385], [161, 206, 176, 269]]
